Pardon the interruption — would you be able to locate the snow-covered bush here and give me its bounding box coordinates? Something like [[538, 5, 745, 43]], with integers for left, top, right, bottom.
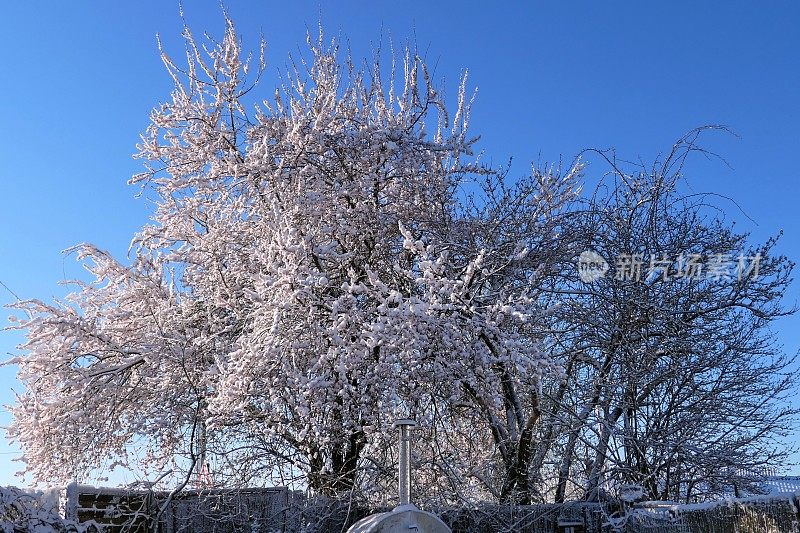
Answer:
[[0, 486, 85, 533]]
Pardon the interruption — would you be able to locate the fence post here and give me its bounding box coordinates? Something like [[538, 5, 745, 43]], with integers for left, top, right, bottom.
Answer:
[[64, 482, 78, 522]]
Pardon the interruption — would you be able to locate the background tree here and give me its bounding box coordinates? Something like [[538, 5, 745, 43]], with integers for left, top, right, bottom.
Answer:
[[535, 130, 798, 503]]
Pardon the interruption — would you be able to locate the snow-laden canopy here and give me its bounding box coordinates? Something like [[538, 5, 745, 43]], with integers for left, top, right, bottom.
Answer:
[[8, 19, 576, 503]]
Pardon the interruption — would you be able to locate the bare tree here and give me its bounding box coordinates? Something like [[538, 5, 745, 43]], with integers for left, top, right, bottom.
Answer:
[[537, 129, 797, 503]]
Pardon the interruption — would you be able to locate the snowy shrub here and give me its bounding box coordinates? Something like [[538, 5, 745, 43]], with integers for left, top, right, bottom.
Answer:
[[0, 486, 86, 533]]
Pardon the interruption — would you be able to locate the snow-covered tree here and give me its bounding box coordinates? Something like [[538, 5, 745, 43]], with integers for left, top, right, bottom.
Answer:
[[7, 18, 577, 503]]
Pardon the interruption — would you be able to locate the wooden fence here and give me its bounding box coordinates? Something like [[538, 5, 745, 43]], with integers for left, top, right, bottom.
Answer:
[[64, 484, 289, 532], [59, 485, 800, 532]]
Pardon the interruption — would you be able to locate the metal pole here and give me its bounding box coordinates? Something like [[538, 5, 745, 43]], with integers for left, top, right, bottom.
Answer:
[[393, 419, 417, 506]]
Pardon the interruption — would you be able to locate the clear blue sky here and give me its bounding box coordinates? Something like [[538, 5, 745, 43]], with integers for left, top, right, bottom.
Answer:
[[0, 1, 798, 486]]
